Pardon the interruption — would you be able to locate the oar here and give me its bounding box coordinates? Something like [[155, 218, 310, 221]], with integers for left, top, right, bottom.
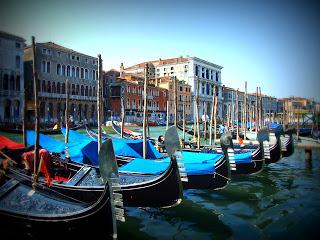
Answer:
[[164, 126, 188, 182], [98, 139, 124, 240], [0, 149, 18, 165]]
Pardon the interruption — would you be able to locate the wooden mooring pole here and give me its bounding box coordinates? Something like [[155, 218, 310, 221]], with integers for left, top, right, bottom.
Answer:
[[65, 78, 69, 143], [209, 87, 215, 145], [166, 100, 169, 130], [174, 76, 178, 127], [32, 36, 39, 190], [244, 81, 247, 139], [143, 63, 149, 158], [236, 88, 239, 139], [195, 76, 200, 149], [97, 54, 103, 152], [120, 97, 125, 139]]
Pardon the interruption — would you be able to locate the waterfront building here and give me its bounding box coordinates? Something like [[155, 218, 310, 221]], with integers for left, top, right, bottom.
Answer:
[[222, 86, 280, 125], [123, 56, 224, 121], [0, 31, 25, 123], [24, 42, 98, 125], [110, 73, 168, 123], [156, 76, 192, 123]]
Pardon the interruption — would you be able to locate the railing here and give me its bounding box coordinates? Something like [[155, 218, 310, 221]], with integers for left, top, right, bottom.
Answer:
[[38, 92, 96, 101]]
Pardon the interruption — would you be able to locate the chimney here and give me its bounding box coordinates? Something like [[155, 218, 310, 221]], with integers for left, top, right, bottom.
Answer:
[[120, 62, 124, 78]]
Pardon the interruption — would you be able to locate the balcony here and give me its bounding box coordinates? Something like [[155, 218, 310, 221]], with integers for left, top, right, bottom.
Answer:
[[39, 92, 96, 101]]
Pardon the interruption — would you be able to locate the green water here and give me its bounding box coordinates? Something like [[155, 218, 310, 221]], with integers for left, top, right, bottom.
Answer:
[[1, 127, 320, 239]]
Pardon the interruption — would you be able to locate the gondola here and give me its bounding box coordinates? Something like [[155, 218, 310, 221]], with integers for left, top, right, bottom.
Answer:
[[0, 124, 83, 135], [245, 130, 282, 164], [1, 127, 185, 208], [64, 128, 233, 190], [176, 123, 246, 140], [85, 123, 111, 140], [111, 121, 142, 139], [184, 128, 269, 175], [0, 140, 117, 239]]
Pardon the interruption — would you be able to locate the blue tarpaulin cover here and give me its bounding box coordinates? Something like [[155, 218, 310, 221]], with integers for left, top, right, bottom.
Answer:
[[119, 151, 223, 175], [270, 123, 284, 135], [27, 130, 66, 153], [61, 128, 162, 159], [234, 151, 253, 164]]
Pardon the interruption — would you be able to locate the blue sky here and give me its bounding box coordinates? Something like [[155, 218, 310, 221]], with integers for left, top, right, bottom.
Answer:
[[1, 0, 319, 101]]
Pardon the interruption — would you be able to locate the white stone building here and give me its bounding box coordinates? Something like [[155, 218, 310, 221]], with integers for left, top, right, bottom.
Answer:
[[123, 56, 224, 121], [0, 31, 25, 123]]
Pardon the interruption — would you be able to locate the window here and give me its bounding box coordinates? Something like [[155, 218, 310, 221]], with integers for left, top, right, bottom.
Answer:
[[57, 64, 61, 75], [72, 55, 75, 60], [15, 55, 20, 68], [80, 68, 84, 79], [76, 67, 80, 78], [16, 42, 21, 48], [157, 69, 160, 72], [206, 83, 210, 95], [85, 69, 88, 79], [171, 67, 174, 70], [3, 74, 8, 90], [72, 67, 75, 77], [92, 70, 95, 80], [202, 67, 205, 78], [216, 72, 219, 82], [57, 51, 61, 57], [195, 65, 198, 76], [85, 58, 88, 63], [41, 61, 46, 72], [46, 61, 50, 73], [164, 68, 166, 72], [67, 66, 70, 76], [62, 65, 66, 76], [42, 48, 47, 54], [15, 76, 20, 91], [202, 82, 205, 94], [76, 56, 80, 61]]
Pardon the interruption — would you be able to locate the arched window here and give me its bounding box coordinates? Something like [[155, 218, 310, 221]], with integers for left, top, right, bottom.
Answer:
[[15, 75, 20, 91], [195, 65, 199, 77], [62, 83, 65, 94], [80, 68, 84, 79], [76, 85, 79, 95], [62, 65, 66, 76], [47, 81, 51, 93], [52, 82, 56, 93], [3, 74, 8, 90], [67, 66, 70, 77], [85, 86, 88, 96], [85, 69, 88, 79], [42, 80, 46, 92], [9, 75, 14, 90], [72, 67, 75, 77], [57, 82, 61, 94], [40, 102, 45, 118], [89, 87, 92, 96], [76, 67, 80, 78], [81, 85, 84, 96], [57, 64, 61, 75], [93, 87, 96, 96], [71, 84, 75, 95]]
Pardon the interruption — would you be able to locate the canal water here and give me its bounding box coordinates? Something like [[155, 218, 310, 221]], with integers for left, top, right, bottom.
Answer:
[[1, 126, 320, 239]]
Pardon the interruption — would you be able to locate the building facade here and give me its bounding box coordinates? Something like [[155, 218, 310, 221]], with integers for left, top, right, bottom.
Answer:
[[24, 42, 98, 125], [0, 31, 25, 123], [157, 76, 192, 123], [123, 56, 224, 121], [110, 74, 168, 123]]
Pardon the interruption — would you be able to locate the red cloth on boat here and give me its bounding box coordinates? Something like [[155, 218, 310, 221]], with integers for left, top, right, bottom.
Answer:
[[0, 136, 24, 150], [21, 149, 52, 185]]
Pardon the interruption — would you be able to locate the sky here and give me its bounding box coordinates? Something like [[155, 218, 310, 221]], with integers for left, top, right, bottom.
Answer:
[[1, 0, 319, 101]]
